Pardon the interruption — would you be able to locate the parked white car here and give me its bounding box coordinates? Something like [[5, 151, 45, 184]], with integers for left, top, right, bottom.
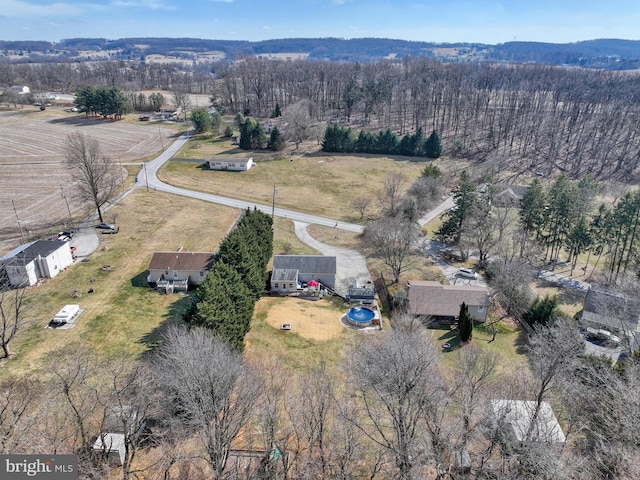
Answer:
[[457, 267, 478, 279]]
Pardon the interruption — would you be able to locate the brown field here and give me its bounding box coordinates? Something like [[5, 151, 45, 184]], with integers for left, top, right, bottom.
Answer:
[[0, 107, 177, 252]]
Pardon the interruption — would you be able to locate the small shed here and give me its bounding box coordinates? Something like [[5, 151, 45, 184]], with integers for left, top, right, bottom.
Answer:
[[490, 399, 566, 445]]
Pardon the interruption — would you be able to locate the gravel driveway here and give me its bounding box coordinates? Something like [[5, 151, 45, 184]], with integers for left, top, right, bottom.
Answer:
[[294, 221, 371, 296]]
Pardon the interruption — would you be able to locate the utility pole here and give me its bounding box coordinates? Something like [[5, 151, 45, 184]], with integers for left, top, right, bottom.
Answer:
[[142, 161, 149, 192], [12, 199, 25, 244], [272, 182, 276, 218], [60, 185, 73, 227]]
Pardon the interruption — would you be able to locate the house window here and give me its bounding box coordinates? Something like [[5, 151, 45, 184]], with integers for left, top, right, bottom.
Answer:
[[289, 283, 294, 289], [478, 306, 485, 312], [274, 283, 279, 288], [200, 271, 204, 277]]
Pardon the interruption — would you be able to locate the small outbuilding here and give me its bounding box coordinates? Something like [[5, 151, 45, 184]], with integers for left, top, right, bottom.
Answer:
[[206, 157, 254, 172], [489, 399, 566, 445]]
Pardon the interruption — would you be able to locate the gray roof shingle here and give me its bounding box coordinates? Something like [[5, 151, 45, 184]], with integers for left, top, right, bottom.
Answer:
[[408, 280, 489, 317], [272, 255, 336, 275]]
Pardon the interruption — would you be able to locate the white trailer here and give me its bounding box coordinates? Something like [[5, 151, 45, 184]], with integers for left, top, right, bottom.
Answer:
[[52, 304, 80, 325]]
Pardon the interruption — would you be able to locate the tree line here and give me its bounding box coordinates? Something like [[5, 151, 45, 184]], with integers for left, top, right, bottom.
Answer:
[[184, 208, 273, 350], [4, 56, 640, 180], [74, 85, 132, 119], [322, 124, 442, 158]]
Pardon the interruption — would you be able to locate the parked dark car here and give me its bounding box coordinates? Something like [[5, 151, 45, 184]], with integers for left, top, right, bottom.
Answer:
[[96, 222, 116, 230]]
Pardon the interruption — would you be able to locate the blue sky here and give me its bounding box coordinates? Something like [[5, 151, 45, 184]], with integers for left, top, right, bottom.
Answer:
[[2, 0, 640, 44]]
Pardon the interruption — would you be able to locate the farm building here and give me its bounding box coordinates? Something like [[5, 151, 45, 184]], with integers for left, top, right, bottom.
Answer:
[[0, 240, 73, 287], [271, 255, 337, 294], [205, 157, 254, 171], [158, 104, 182, 119], [147, 251, 215, 293], [407, 280, 490, 327]]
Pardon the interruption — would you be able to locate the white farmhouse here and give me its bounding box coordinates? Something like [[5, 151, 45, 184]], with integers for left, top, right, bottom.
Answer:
[[0, 240, 73, 287]]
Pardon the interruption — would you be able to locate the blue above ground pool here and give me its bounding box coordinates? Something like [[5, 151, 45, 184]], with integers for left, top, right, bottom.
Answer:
[[346, 306, 375, 327]]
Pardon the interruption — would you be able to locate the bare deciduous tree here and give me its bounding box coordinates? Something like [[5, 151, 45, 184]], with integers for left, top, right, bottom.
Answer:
[[154, 326, 263, 480], [64, 132, 122, 222], [364, 216, 420, 283], [348, 328, 443, 480], [0, 278, 31, 359], [284, 99, 316, 149], [379, 171, 406, 218], [351, 196, 371, 220], [0, 377, 41, 453]]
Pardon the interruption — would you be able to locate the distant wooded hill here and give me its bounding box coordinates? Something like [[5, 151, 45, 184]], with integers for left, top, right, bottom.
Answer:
[[2, 37, 640, 69]]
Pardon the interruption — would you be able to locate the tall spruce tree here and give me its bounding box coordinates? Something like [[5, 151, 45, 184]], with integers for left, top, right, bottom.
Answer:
[[269, 126, 285, 151], [185, 262, 254, 350], [459, 302, 473, 343], [424, 130, 442, 159]]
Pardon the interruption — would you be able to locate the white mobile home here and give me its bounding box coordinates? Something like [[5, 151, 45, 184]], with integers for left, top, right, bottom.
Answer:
[[206, 157, 254, 172]]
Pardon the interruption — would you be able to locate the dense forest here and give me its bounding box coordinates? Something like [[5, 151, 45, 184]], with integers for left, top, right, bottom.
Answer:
[[4, 55, 640, 181]]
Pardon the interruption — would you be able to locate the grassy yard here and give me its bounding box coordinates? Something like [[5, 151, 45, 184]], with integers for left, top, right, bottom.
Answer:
[[427, 320, 527, 374], [245, 296, 359, 370], [530, 278, 587, 318], [158, 150, 427, 222], [1, 189, 240, 379]]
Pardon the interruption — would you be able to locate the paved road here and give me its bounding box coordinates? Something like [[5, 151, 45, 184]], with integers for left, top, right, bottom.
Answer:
[[294, 221, 370, 296], [418, 196, 454, 227], [136, 132, 364, 233]]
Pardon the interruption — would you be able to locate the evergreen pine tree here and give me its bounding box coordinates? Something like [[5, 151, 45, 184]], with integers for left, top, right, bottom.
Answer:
[[459, 302, 473, 343], [424, 130, 442, 159], [186, 262, 254, 351], [269, 126, 285, 151]]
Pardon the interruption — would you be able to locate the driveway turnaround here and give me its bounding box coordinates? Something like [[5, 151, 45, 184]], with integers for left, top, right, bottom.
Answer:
[[294, 221, 371, 296]]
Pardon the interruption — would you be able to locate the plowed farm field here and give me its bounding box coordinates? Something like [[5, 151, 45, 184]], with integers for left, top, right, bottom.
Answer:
[[0, 107, 176, 252]]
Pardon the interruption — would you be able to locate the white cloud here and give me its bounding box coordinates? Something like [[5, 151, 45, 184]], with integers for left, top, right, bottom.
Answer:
[[110, 0, 175, 9], [263, 26, 272, 30], [1, 1, 98, 17], [1, 0, 174, 18]]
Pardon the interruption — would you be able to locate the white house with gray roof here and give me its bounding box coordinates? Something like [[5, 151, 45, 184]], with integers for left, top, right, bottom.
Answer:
[[271, 255, 337, 294], [0, 240, 73, 287]]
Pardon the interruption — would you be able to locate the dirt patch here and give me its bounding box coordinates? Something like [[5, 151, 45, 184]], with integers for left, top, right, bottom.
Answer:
[[257, 297, 346, 341]]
